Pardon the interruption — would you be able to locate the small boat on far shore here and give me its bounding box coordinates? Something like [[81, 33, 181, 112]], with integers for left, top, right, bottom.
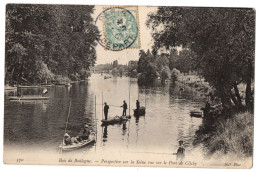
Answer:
[[40, 84, 54, 87], [9, 96, 50, 101], [65, 83, 71, 87], [101, 115, 131, 126], [189, 110, 203, 118]]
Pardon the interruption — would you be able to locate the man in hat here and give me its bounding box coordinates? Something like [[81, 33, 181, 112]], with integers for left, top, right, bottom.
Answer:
[[176, 140, 185, 160], [64, 133, 72, 145], [104, 102, 109, 120], [121, 100, 128, 116], [78, 124, 90, 141], [136, 100, 140, 110]]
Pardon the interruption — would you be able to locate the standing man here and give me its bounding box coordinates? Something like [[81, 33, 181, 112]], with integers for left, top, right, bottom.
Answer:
[[136, 100, 140, 110], [104, 102, 109, 120], [121, 100, 127, 116]]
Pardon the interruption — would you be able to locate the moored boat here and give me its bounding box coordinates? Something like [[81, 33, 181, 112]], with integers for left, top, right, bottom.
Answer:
[[101, 115, 131, 126], [9, 96, 50, 100], [59, 133, 95, 151], [65, 83, 71, 87], [5, 86, 17, 91], [17, 85, 40, 89], [133, 106, 146, 116], [189, 110, 203, 118]]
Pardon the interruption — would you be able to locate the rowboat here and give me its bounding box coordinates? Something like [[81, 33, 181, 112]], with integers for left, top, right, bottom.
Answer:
[[65, 83, 71, 87], [189, 110, 203, 118], [59, 133, 95, 151], [101, 115, 131, 125], [17, 85, 40, 89], [133, 107, 146, 116], [40, 84, 54, 87], [5, 86, 17, 91], [9, 96, 50, 100]]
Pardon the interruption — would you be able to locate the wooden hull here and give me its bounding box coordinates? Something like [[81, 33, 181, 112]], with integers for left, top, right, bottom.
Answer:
[[9, 96, 50, 100], [17, 85, 40, 89], [189, 111, 203, 118], [101, 115, 131, 125], [133, 107, 146, 116], [5, 86, 17, 90], [59, 133, 95, 151], [40, 84, 54, 87]]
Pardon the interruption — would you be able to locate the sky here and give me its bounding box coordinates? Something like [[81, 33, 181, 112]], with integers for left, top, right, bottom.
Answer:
[[93, 6, 157, 65]]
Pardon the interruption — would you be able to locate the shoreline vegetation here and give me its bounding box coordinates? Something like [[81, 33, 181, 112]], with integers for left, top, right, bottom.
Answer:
[[5, 5, 254, 161], [5, 5, 98, 86], [194, 111, 253, 161]]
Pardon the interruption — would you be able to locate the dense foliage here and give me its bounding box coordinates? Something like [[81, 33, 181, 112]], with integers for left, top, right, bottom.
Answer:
[[147, 7, 255, 111], [137, 48, 195, 85], [5, 4, 99, 84]]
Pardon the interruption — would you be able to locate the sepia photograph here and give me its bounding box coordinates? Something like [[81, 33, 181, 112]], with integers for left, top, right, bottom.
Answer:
[[2, 2, 256, 169]]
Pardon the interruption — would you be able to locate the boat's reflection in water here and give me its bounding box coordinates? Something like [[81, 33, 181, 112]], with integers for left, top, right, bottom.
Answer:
[[103, 126, 108, 141]]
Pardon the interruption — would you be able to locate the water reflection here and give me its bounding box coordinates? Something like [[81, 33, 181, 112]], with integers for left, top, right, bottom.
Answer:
[[4, 74, 206, 157], [103, 126, 108, 140]]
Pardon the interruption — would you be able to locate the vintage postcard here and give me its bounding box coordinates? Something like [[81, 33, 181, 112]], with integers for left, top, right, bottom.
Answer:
[[3, 4, 255, 168]]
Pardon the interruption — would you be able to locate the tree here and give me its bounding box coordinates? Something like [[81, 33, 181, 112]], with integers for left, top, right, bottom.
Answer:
[[176, 49, 197, 74], [147, 7, 255, 111], [5, 4, 99, 84]]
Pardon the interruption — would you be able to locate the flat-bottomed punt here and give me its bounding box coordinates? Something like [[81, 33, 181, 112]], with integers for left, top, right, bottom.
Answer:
[[9, 96, 50, 100], [189, 110, 203, 118], [133, 107, 146, 116], [101, 115, 131, 126], [5, 86, 17, 91], [17, 85, 41, 89], [59, 133, 95, 151]]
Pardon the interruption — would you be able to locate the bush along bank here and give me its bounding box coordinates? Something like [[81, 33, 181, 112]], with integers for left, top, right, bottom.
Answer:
[[193, 110, 253, 160]]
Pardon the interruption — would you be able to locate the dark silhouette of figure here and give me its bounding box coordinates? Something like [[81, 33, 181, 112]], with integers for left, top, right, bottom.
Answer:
[[103, 126, 108, 139], [121, 100, 127, 116], [77, 124, 90, 141], [104, 102, 109, 120], [176, 140, 185, 160], [136, 100, 140, 110], [203, 101, 211, 117], [64, 133, 72, 145]]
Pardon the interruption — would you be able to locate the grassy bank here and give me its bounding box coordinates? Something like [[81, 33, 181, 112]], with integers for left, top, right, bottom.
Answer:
[[194, 111, 253, 160]]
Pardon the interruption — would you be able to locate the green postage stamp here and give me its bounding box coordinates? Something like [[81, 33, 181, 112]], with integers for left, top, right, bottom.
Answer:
[[102, 7, 140, 51]]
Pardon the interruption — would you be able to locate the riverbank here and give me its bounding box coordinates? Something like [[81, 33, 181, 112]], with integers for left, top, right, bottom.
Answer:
[[193, 111, 253, 161]]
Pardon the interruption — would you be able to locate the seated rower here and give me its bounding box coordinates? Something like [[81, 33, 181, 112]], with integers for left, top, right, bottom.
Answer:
[[64, 133, 72, 145], [77, 124, 90, 141]]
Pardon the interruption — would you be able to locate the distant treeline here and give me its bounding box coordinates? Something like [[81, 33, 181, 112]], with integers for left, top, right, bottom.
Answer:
[[137, 49, 196, 85], [95, 60, 136, 77], [5, 4, 99, 85]]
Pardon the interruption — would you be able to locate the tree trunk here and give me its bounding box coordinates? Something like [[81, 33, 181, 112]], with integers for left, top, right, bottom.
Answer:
[[245, 62, 253, 111], [233, 83, 242, 107], [230, 94, 238, 107], [245, 78, 252, 110]]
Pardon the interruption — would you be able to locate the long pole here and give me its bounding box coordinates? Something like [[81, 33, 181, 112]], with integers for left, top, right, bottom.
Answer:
[[129, 85, 130, 116], [60, 98, 71, 153], [145, 90, 146, 108], [102, 91, 103, 119], [64, 99, 72, 134], [95, 95, 97, 144]]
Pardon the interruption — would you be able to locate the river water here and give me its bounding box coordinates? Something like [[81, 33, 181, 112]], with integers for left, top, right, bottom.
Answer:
[[4, 74, 207, 158]]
